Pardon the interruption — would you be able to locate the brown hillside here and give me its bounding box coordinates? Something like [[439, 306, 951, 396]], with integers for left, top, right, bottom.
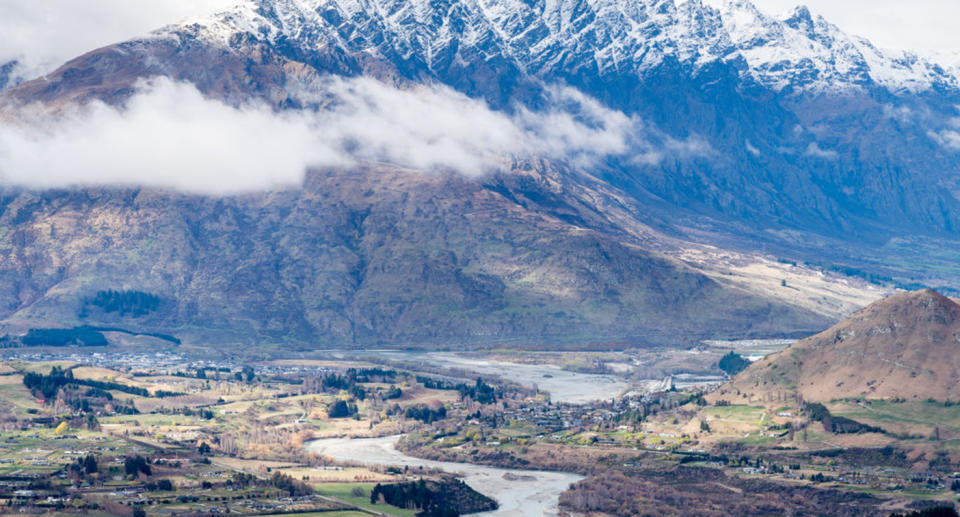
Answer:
[[712, 290, 960, 403], [0, 164, 830, 348]]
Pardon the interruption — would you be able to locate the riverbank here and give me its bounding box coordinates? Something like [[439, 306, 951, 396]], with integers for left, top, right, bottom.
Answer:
[[345, 350, 628, 403], [306, 436, 583, 517]]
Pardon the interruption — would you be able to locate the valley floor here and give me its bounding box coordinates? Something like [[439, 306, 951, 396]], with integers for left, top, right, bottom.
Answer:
[[0, 345, 956, 516]]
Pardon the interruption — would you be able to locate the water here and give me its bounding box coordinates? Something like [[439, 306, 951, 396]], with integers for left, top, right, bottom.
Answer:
[[352, 350, 627, 403], [306, 436, 583, 516]]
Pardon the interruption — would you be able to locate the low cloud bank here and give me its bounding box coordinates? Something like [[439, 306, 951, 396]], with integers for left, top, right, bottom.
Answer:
[[0, 77, 707, 194], [0, 80, 331, 193]]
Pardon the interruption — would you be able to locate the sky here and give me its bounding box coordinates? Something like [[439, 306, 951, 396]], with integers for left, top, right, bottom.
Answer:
[[0, 0, 958, 78]]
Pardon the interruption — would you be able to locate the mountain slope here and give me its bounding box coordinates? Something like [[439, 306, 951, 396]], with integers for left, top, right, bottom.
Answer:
[[0, 166, 830, 347], [712, 290, 960, 402]]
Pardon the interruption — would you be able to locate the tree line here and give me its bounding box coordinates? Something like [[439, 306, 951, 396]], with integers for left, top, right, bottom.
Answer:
[[81, 289, 161, 317], [23, 366, 183, 406]]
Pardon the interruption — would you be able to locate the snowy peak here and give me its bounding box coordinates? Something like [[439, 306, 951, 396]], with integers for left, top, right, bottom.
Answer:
[[170, 0, 958, 95], [719, 0, 873, 92], [781, 5, 813, 31], [726, 0, 959, 92], [715, 0, 956, 93]]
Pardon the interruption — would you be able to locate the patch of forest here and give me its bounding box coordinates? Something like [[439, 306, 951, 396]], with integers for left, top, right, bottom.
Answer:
[[4, 325, 180, 348], [805, 403, 886, 435], [23, 366, 184, 403], [21, 327, 109, 347], [370, 477, 498, 517], [80, 289, 162, 318]]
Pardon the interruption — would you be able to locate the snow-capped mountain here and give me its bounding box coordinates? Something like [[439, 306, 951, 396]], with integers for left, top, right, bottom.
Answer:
[[171, 0, 958, 96], [5, 0, 960, 237], [717, 2, 956, 93], [1, 0, 960, 347]]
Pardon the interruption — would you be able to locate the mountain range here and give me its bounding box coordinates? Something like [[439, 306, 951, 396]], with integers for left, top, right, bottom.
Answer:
[[1, 0, 958, 348]]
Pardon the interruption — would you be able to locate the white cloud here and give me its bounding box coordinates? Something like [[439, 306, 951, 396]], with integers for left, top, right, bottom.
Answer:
[[929, 130, 960, 151], [317, 78, 523, 177], [881, 104, 914, 123], [0, 0, 241, 78], [804, 142, 838, 159], [0, 79, 335, 193], [515, 86, 641, 166], [0, 77, 700, 194]]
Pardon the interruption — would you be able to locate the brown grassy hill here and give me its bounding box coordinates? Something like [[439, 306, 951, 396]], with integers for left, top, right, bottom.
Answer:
[[712, 290, 960, 403]]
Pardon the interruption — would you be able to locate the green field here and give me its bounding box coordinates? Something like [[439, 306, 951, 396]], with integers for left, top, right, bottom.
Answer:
[[101, 412, 201, 426], [704, 405, 765, 419], [0, 376, 42, 414], [703, 405, 768, 428], [830, 399, 960, 437]]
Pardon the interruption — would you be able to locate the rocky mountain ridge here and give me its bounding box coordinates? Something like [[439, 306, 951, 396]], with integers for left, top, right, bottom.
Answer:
[[181, 0, 960, 94]]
